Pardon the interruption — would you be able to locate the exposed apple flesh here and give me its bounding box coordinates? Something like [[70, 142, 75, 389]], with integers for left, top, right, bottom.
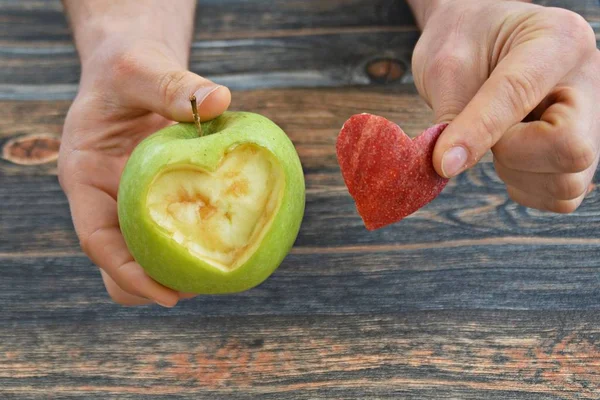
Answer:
[[146, 144, 284, 272]]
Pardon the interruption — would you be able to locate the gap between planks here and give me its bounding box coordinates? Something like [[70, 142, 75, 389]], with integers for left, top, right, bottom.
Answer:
[[194, 25, 419, 41], [0, 377, 591, 398], [0, 236, 599, 260]]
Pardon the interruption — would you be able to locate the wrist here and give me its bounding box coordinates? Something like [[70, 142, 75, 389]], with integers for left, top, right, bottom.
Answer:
[[76, 23, 192, 71], [407, 0, 449, 29], [63, 0, 195, 68], [79, 30, 189, 71]]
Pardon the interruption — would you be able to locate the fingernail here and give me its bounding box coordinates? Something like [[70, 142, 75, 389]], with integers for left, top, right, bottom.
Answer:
[[441, 146, 468, 178], [587, 183, 596, 195], [193, 85, 222, 105], [154, 299, 176, 308]]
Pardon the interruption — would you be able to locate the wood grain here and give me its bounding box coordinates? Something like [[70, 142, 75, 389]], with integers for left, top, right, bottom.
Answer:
[[0, 88, 435, 175], [0, 30, 418, 97], [0, 0, 416, 41], [2, 165, 600, 254], [1, 0, 598, 97], [0, 0, 418, 95], [2, 242, 600, 321], [2, 313, 600, 399], [2, 90, 599, 255], [2, 88, 600, 396], [3, 0, 600, 398]]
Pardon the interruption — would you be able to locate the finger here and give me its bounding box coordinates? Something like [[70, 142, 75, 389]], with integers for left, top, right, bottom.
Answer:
[[506, 184, 586, 214], [116, 58, 231, 122], [100, 270, 154, 306], [68, 183, 179, 307], [434, 14, 596, 178], [495, 160, 592, 201], [494, 74, 598, 174]]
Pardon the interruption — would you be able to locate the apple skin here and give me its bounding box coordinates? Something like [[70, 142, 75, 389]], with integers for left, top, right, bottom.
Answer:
[[336, 114, 448, 230], [117, 112, 305, 294]]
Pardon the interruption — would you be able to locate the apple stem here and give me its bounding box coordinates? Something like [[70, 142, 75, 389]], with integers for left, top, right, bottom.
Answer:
[[189, 94, 203, 137]]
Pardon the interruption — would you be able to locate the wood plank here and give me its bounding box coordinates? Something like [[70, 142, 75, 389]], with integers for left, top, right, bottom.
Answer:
[[0, 30, 418, 96], [2, 89, 600, 255], [2, 242, 600, 321], [1, 1, 599, 96], [1, 312, 600, 398], [0, 88, 434, 174], [2, 166, 600, 255], [2, 2, 600, 398], [0, 0, 418, 93], [0, 0, 416, 42], [0, 0, 594, 44], [537, 0, 600, 19]]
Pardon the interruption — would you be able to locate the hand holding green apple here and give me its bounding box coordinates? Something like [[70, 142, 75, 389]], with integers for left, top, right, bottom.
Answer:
[[60, 43, 305, 304], [60, 25, 306, 306]]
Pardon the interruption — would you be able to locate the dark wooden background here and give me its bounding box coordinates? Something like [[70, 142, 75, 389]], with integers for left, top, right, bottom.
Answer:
[[2, 0, 600, 398]]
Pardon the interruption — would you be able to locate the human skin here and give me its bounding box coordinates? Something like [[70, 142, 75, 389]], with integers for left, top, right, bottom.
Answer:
[[407, 0, 600, 212], [59, 0, 231, 307], [60, 0, 600, 306]]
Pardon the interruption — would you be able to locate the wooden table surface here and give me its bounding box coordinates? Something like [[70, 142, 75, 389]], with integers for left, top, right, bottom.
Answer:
[[2, 0, 600, 398]]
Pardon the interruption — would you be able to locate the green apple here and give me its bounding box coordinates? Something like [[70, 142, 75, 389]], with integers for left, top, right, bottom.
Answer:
[[117, 111, 305, 294]]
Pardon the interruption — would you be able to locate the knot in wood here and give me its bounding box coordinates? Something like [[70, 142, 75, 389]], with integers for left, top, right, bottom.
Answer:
[[366, 59, 405, 84], [2, 134, 61, 165]]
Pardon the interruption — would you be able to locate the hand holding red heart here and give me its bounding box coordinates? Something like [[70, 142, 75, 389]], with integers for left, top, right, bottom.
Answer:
[[339, 1, 600, 229], [412, 0, 600, 213]]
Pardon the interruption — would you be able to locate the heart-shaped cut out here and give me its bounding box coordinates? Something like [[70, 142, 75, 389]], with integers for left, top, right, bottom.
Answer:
[[147, 144, 285, 271], [336, 113, 449, 230]]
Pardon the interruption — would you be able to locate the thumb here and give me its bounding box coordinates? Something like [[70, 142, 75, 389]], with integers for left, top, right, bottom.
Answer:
[[433, 35, 589, 179], [120, 60, 231, 122]]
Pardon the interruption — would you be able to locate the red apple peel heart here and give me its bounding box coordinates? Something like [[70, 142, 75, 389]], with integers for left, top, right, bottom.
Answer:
[[336, 113, 449, 230]]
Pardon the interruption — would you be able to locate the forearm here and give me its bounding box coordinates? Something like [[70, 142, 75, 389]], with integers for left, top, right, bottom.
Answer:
[[62, 0, 196, 66], [407, 0, 533, 29]]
